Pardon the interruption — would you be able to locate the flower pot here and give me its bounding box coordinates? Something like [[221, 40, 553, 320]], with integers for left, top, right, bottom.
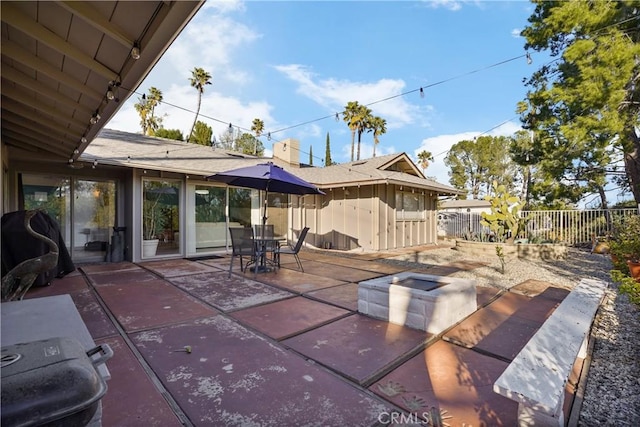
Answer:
[[627, 260, 640, 281], [142, 239, 159, 258]]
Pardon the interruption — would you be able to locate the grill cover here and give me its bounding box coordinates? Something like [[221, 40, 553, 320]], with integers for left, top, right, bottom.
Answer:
[[1, 337, 112, 427]]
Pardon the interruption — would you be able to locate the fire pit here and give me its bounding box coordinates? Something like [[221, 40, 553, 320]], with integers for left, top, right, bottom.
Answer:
[[358, 272, 477, 334]]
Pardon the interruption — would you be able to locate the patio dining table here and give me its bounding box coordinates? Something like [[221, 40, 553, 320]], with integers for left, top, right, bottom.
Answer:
[[251, 235, 280, 274]]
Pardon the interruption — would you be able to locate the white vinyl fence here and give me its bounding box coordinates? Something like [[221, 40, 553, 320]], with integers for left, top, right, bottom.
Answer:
[[437, 208, 639, 245]]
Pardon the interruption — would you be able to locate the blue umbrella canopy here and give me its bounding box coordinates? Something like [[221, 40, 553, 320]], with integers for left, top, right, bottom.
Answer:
[[207, 162, 324, 196], [207, 162, 324, 232]]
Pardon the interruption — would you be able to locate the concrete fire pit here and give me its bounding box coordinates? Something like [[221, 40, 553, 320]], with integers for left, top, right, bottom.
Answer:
[[358, 272, 477, 335]]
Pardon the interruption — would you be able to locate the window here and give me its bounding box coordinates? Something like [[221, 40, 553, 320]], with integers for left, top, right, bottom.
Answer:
[[396, 190, 425, 220]]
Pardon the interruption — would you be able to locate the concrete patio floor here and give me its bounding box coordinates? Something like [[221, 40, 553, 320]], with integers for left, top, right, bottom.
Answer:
[[18, 246, 586, 426]]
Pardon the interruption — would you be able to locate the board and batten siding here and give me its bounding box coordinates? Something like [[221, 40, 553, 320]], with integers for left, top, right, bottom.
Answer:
[[290, 183, 439, 251]]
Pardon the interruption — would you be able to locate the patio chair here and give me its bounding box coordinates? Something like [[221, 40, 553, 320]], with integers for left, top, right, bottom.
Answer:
[[274, 227, 309, 272], [228, 227, 256, 277]]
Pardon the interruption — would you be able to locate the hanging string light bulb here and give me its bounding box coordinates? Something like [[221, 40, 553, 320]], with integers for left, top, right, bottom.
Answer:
[[419, 87, 425, 98], [526, 52, 532, 65], [267, 132, 271, 141], [335, 113, 340, 122], [92, 159, 98, 169], [228, 123, 233, 134]]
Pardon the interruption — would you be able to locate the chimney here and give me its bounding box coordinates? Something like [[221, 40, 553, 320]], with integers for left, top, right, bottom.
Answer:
[[273, 138, 300, 166]]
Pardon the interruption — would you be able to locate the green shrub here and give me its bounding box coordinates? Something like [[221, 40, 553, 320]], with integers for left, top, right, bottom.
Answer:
[[609, 215, 640, 306]]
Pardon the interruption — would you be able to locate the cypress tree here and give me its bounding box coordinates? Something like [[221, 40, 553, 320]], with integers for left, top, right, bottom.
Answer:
[[325, 132, 333, 166]]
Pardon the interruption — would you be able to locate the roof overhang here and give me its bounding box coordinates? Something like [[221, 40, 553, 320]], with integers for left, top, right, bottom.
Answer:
[[1, 1, 204, 165]]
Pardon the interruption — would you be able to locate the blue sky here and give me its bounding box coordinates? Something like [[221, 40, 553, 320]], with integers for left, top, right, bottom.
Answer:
[[107, 0, 540, 188]]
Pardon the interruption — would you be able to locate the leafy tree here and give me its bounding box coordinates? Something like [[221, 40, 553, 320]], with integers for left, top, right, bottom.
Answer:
[[134, 87, 163, 135], [155, 128, 183, 141], [235, 132, 264, 156], [190, 121, 212, 146], [343, 101, 360, 162], [187, 67, 212, 143], [519, 0, 640, 206], [250, 118, 265, 155], [370, 115, 387, 158], [217, 131, 235, 150], [417, 150, 434, 173], [325, 132, 333, 166], [444, 136, 518, 199]]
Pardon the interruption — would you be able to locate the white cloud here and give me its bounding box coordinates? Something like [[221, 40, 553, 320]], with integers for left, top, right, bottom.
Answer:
[[164, 14, 260, 86], [414, 120, 523, 186], [511, 28, 523, 38], [423, 0, 463, 11], [201, 0, 246, 14], [273, 64, 424, 129]]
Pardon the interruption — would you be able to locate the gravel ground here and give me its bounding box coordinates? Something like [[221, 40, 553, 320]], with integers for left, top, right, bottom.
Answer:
[[375, 245, 640, 426]]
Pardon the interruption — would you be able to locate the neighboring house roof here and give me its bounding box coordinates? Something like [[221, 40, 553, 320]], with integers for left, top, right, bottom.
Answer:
[[83, 129, 461, 195], [441, 199, 491, 209]]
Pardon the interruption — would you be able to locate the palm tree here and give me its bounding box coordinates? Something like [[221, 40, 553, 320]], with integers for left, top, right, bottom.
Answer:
[[354, 104, 373, 161], [147, 87, 163, 135], [342, 101, 360, 162], [187, 67, 212, 143], [134, 87, 163, 136], [370, 116, 387, 157], [417, 150, 434, 173], [134, 94, 150, 135], [250, 118, 264, 155]]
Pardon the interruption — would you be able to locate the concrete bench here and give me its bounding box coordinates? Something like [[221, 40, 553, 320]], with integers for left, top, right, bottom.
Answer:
[[493, 278, 607, 426]]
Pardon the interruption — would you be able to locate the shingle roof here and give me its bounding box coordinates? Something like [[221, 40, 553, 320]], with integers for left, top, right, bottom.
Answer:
[[291, 154, 462, 195], [82, 129, 461, 195], [441, 199, 491, 209], [82, 129, 264, 177]]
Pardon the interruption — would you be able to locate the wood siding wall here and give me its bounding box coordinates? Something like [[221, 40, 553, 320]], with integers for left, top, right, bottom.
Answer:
[[290, 184, 439, 251]]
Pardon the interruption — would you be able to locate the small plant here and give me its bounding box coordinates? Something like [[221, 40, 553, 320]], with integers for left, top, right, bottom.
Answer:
[[496, 245, 506, 274], [480, 181, 528, 243], [611, 269, 640, 306], [608, 215, 640, 306]]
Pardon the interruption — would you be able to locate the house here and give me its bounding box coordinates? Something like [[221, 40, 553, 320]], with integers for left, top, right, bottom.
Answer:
[[274, 139, 463, 251], [437, 199, 492, 238], [5, 125, 462, 263]]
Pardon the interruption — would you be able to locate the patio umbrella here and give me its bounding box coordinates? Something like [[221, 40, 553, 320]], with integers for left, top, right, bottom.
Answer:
[[206, 162, 325, 234]]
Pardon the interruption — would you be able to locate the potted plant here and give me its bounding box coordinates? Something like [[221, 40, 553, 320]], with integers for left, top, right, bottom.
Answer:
[[142, 182, 168, 257]]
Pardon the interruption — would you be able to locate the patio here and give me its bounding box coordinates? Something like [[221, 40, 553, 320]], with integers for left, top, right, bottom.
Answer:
[[16, 245, 585, 426]]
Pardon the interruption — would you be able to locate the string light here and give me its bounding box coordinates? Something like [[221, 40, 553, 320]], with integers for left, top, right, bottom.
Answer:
[[526, 52, 532, 65], [131, 42, 141, 60], [73, 147, 80, 154], [108, 50, 559, 174], [92, 159, 98, 169], [89, 110, 101, 125]]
